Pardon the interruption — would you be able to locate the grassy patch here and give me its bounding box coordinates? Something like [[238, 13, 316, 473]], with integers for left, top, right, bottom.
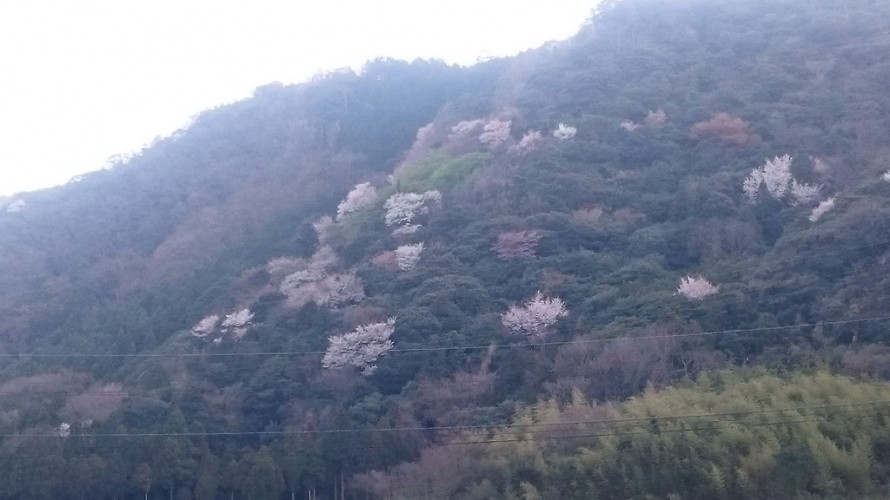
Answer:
[[398, 150, 491, 192]]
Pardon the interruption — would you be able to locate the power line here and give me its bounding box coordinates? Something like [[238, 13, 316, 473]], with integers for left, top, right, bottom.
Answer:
[[6, 399, 889, 439], [2, 239, 888, 362], [1, 314, 887, 359]]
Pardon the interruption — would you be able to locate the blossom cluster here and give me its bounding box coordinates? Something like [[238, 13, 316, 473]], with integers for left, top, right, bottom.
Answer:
[[322, 318, 397, 375], [552, 123, 577, 140], [279, 247, 365, 308], [336, 182, 378, 220], [677, 276, 719, 300], [808, 197, 836, 222], [511, 130, 543, 155], [191, 307, 255, 342], [383, 190, 442, 228], [395, 243, 424, 271], [501, 291, 568, 338]]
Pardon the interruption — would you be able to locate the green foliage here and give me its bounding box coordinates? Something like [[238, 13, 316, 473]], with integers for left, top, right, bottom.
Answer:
[[398, 150, 492, 192], [3, 0, 890, 496], [369, 371, 890, 499], [242, 447, 286, 500]]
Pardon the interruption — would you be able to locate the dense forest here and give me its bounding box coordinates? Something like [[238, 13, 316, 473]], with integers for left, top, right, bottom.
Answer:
[[3, 0, 890, 497]]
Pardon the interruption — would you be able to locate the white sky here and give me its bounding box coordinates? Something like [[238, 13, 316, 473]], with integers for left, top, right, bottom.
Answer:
[[0, 0, 596, 196]]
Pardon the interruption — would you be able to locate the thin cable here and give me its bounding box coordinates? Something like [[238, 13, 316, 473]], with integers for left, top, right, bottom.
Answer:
[[2, 315, 888, 359], [6, 399, 889, 439]]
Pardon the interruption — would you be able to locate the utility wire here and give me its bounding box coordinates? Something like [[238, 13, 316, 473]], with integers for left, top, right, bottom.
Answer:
[[6, 399, 889, 439], [1, 315, 887, 359], [2, 239, 889, 361]]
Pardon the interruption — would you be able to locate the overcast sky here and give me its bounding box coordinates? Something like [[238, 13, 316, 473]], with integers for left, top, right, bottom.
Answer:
[[0, 1, 596, 196]]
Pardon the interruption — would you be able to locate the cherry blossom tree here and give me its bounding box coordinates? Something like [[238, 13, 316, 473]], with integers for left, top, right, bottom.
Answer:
[[511, 130, 543, 155], [321, 274, 366, 306], [322, 318, 396, 375], [501, 291, 568, 338], [743, 155, 793, 203], [192, 308, 256, 342], [620, 110, 668, 131], [222, 308, 253, 329], [789, 180, 822, 206], [644, 109, 668, 127], [266, 256, 304, 282], [383, 190, 441, 227], [809, 197, 836, 222], [384, 193, 425, 226], [881, 170, 890, 182], [448, 119, 484, 140], [392, 224, 422, 237], [312, 215, 334, 244], [811, 156, 831, 175], [399, 122, 438, 167], [336, 182, 377, 220], [553, 123, 577, 140], [280, 254, 365, 309], [191, 315, 220, 338], [478, 119, 511, 148], [677, 276, 719, 300], [395, 243, 424, 271], [221, 308, 254, 339], [620, 120, 642, 132]]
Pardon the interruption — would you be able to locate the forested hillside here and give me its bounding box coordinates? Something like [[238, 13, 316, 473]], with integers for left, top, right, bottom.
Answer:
[[3, 0, 890, 498]]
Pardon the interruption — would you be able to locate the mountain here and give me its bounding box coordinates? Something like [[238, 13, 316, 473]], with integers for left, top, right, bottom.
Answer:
[[3, 0, 890, 498]]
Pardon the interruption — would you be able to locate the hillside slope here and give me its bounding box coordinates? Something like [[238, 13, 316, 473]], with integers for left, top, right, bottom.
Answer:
[[3, 0, 890, 498]]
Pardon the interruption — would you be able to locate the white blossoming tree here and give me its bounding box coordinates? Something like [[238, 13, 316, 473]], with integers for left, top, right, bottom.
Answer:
[[881, 170, 890, 182], [553, 123, 577, 140], [323, 273, 367, 307], [478, 119, 511, 148], [266, 256, 304, 282], [383, 190, 442, 228], [384, 193, 425, 226], [322, 318, 396, 375], [395, 243, 424, 271], [501, 291, 568, 338], [743, 155, 793, 203], [511, 130, 543, 155], [677, 276, 719, 300], [809, 197, 836, 222], [644, 109, 668, 127], [336, 182, 377, 220], [222, 308, 253, 329], [221, 308, 254, 339], [278, 246, 365, 308], [312, 215, 334, 244], [789, 180, 822, 206], [620, 120, 642, 132], [392, 224, 422, 237], [191, 315, 220, 338], [448, 119, 485, 140]]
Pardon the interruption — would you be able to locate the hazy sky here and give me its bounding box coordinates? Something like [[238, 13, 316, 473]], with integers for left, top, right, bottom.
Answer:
[[0, 1, 596, 196]]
